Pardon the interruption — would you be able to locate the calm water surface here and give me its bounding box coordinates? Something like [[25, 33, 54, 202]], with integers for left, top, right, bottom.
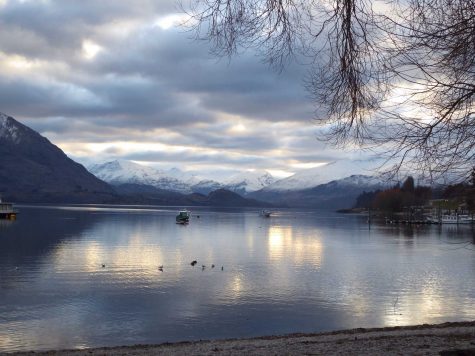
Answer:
[[1, 205, 475, 352]]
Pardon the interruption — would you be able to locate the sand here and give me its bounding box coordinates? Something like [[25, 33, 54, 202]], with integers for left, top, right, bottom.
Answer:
[[11, 321, 475, 355]]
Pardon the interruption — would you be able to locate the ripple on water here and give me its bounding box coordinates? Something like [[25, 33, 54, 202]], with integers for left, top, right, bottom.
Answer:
[[1, 206, 475, 352]]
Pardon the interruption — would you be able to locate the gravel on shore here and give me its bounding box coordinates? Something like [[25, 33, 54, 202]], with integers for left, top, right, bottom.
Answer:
[[12, 321, 475, 356]]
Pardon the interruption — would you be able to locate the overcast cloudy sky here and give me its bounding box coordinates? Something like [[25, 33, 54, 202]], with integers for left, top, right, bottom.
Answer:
[[0, 0, 379, 179]]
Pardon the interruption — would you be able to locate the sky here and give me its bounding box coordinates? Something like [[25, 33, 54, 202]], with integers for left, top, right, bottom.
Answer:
[[0, 0, 380, 180]]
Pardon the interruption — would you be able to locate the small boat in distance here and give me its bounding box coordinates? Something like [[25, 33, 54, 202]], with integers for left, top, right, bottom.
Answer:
[[427, 213, 474, 224], [176, 210, 190, 224], [0, 198, 17, 220], [260, 209, 271, 218]]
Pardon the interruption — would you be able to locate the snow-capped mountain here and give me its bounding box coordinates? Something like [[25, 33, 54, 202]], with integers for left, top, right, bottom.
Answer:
[[248, 160, 388, 209], [165, 167, 199, 184], [223, 170, 277, 195], [89, 160, 164, 185], [88, 158, 388, 205], [190, 179, 223, 195], [329, 174, 385, 188], [0, 112, 115, 202], [164, 167, 223, 194], [88, 160, 194, 193], [88, 160, 278, 195], [263, 160, 375, 192], [250, 173, 387, 209], [0, 113, 20, 143]]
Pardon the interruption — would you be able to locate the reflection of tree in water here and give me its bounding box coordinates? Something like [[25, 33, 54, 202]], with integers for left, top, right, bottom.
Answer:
[[379, 224, 429, 240], [0, 219, 14, 231], [432, 224, 475, 251], [377, 223, 475, 249]]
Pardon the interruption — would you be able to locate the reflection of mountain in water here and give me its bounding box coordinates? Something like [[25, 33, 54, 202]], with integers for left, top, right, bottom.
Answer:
[[0, 207, 102, 289]]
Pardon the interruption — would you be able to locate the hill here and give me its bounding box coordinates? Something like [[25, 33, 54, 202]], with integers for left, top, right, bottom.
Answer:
[[250, 175, 386, 209], [0, 113, 116, 203]]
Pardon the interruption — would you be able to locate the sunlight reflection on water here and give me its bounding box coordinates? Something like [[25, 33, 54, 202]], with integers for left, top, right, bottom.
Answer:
[[0, 205, 475, 352]]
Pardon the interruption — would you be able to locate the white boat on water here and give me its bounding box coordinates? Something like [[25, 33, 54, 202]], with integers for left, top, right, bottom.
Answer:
[[427, 214, 475, 224]]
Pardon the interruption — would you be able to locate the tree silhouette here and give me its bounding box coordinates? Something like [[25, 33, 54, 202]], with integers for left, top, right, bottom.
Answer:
[[401, 176, 415, 194], [184, 0, 475, 179]]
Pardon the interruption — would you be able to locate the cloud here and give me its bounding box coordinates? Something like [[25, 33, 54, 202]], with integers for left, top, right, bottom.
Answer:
[[91, 26, 314, 122], [0, 0, 378, 179]]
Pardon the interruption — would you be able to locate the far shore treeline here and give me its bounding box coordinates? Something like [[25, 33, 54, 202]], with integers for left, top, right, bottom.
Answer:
[[353, 168, 475, 214]]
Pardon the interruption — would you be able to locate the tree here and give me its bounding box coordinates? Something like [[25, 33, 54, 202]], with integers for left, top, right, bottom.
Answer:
[[359, 177, 431, 212], [184, 0, 475, 180], [401, 176, 415, 194], [373, 189, 404, 212]]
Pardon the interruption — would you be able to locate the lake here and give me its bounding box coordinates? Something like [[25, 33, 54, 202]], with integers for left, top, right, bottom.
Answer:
[[1, 205, 475, 352]]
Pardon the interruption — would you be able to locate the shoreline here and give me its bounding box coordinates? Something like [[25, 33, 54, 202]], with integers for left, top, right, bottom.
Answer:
[[11, 321, 475, 355]]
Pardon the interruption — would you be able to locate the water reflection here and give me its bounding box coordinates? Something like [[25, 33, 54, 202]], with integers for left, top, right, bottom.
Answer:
[[267, 225, 323, 268], [1, 206, 475, 352], [0, 219, 14, 230], [268, 226, 289, 261]]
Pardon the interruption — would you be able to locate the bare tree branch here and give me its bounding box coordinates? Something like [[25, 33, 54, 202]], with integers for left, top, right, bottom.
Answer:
[[183, 0, 475, 181]]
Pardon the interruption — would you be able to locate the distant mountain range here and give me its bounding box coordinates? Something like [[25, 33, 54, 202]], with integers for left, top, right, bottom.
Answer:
[[88, 160, 277, 195], [222, 170, 277, 195], [0, 113, 269, 207], [88, 159, 387, 209], [0, 112, 388, 208], [88, 160, 223, 195], [249, 174, 386, 209]]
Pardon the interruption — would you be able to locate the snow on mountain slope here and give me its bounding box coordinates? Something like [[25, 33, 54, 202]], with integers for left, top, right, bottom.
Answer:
[[88, 160, 278, 195], [0, 112, 115, 202], [326, 174, 386, 188], [223, 170, 276, 194], [88, 159, 382, 197], [89, 160, 162, 184], [264, 161, 375, 191], [249, 173, 387, 209], [88, 160, 227, 194], [163, 167, 223, 193], [88, 160, 192, 193], [166, 167, 199, 184], [0, 113, 20, 143], [190, 179, 223, 194]]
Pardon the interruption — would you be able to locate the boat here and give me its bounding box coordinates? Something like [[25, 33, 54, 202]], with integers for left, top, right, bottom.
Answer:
[[176, 210, 190, 224], [426, 213, 475, 224], [0, 198, 17, 220], [260, 209, 271, 217]]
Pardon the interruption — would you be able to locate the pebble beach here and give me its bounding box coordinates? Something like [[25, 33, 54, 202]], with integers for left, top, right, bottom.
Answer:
[[12, 321, 475, 356]]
